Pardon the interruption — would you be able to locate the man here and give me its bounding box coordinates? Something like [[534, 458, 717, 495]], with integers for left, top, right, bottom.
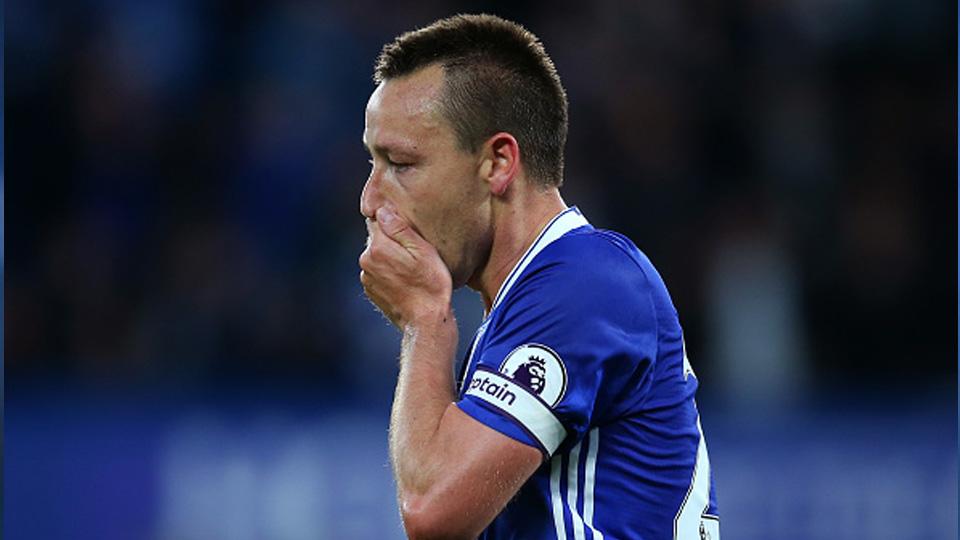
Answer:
[[359, 14, 719, 540]]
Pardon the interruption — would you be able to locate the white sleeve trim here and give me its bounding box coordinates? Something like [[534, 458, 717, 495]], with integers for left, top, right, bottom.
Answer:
[[464, 367, 567, 455]]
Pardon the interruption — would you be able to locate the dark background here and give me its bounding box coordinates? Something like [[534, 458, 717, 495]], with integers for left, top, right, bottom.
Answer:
[[5, 1, 957, 539]]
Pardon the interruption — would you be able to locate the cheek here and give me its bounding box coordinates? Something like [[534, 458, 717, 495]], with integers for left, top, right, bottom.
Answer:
[[406, 159, 481, 245]]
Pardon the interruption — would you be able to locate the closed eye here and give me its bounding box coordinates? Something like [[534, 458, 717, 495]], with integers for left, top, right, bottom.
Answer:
[[365, 151, 414, 175], [388, 159, 413, 174], [367, 158, 409, 169]]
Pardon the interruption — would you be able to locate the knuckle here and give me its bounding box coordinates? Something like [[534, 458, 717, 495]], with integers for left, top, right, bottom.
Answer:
[[359, 270, 374, 288]]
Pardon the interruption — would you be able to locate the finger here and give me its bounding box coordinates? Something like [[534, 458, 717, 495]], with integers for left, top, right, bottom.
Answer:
[[366, 219, 393, 249], [363, 219, 414, 272], [358, 247, 372, 271], [376, 207, 428, 251]]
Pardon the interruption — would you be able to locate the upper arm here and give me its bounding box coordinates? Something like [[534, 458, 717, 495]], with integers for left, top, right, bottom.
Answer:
[[399, 403, 542, 540], [458, 244, 659, 454]]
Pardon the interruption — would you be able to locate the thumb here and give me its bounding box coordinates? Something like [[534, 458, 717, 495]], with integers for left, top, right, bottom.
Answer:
[[377, 207, 424, 250]]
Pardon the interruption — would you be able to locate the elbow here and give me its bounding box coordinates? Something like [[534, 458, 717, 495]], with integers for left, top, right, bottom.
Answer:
[[400, 493, 475, 540]]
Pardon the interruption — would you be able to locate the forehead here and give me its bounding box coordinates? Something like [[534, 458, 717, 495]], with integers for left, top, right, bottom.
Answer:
[[364, 64, 448, 151]]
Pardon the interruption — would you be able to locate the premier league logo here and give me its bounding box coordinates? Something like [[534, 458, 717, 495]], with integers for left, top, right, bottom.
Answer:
[[512, 355, 547, 395], [499, 344, 567, 407]]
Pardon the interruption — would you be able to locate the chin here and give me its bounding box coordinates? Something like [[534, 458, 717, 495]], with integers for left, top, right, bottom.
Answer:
[[448, 258, 480, 290], [449, 268, 471, 290]]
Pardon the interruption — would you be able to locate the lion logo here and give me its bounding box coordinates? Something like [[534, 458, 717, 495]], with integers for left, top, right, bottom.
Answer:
[[510, 355, 547, 395], [499, 344, 567, 407]]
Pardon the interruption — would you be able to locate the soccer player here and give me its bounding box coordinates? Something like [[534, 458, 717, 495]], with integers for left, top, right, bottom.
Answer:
[[358, 14, 719, 540]]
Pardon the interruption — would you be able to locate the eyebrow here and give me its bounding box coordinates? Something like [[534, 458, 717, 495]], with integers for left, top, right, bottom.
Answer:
[[362, 140, 420, 159]]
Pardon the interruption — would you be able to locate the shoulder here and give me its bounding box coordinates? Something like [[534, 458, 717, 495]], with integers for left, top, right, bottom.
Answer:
[[499, 227, 658, 318], [527, 228, 652, 291], [551, 228, 646, 263]]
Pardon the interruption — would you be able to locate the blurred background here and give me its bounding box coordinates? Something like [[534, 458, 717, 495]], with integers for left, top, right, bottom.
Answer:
[[5, 1, 957, 539]]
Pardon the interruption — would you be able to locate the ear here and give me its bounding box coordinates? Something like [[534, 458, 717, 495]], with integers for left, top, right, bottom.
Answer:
[[478, 132, 520, 196]]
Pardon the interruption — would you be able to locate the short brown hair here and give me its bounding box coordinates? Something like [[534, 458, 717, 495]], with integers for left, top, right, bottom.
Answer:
[[374, 14, 568, 187]]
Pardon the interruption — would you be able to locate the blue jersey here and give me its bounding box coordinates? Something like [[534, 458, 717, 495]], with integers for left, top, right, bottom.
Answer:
[[456, 207, 720, 540]]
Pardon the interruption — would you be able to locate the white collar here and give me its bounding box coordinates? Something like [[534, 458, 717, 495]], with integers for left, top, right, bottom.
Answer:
[[489, 206, 589, 311]]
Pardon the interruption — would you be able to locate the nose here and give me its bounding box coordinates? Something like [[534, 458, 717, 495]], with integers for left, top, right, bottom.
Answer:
[[360, 169, 382, 219]]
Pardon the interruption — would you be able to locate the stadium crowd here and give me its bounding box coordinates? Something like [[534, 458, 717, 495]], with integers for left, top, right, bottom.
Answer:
[[7, 0, 953, 402]]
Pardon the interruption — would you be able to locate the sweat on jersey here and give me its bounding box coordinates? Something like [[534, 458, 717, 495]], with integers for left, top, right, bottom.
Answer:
[[455, 207, 720, 540]]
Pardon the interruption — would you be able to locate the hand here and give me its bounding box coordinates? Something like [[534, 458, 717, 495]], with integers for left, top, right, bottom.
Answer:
[[359, 207, 454, 329]]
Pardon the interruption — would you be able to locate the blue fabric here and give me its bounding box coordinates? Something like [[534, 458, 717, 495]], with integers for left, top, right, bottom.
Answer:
[[456, 217, 720, 540]]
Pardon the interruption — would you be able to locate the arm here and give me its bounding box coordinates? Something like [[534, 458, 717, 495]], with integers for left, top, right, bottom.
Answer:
[[360, 208, 542, 539], [392, 317, 542, 539]]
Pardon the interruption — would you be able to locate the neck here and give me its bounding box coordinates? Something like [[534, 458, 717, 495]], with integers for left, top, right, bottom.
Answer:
[[467, 186, 567, 315]]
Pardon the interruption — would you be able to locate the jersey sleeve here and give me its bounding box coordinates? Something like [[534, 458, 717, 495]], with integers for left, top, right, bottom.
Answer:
[[456, 237, 660, 458]]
